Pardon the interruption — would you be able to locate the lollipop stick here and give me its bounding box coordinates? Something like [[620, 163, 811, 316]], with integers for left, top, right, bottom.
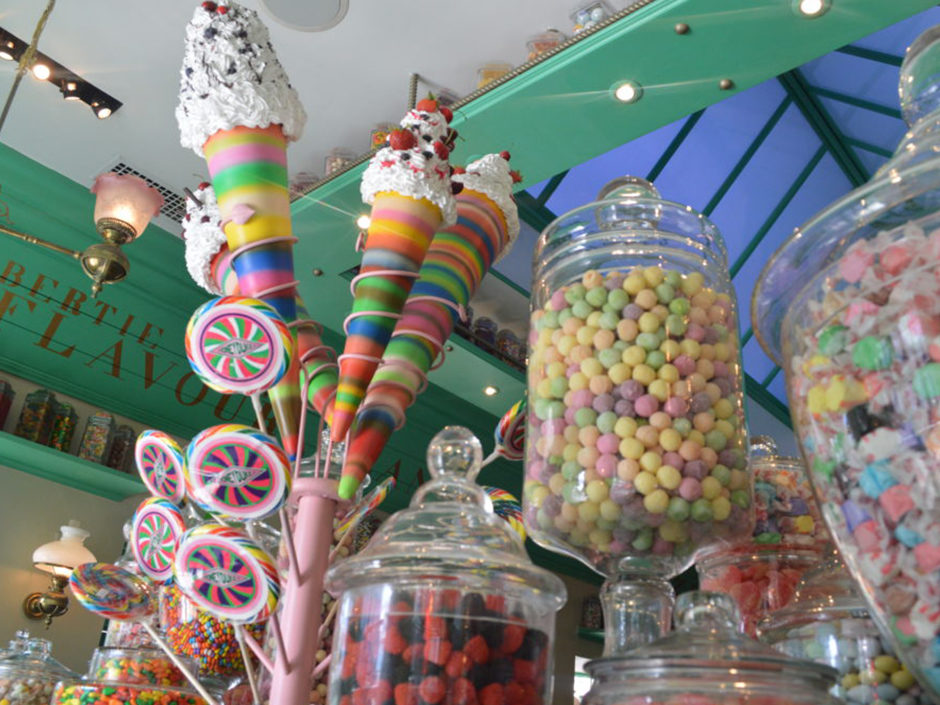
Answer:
[[235, 625, 264, 705], [480, 449, 500, 468], [329, 522, 358, 564], [317, 599, 339, 645], [141, 622, 221, 705], [311, 653, 331, 680], [251, 394, 268, 434], [238, 627, 275, 674]]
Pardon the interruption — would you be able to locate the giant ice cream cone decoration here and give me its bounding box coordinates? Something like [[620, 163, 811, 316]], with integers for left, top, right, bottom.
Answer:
[[338, 153, 521, 498], [182, 183, 338, 421], [330, 99, 458, 444], [177, 1, 307, 457]]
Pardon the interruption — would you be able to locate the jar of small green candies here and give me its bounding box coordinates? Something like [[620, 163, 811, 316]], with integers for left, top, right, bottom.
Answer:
[[523, 176, 752, 656]]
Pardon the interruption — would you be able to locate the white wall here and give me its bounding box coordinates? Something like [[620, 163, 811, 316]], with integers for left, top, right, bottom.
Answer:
[[0, 464, 139, 673]]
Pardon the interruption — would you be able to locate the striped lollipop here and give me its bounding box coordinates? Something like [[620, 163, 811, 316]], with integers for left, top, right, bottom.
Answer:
[[481, 398, 527, 467], [131, 497, 186, 583], [185, 296, 293, 396], [136, 430, 187, 504], [185, 424, 291, 521], [483, 486, 526, 542], [174, 523, 280, 624], [70, 563, 154, 621]]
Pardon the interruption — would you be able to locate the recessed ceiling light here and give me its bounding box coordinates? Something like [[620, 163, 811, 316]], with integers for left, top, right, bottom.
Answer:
[[0, 41, 14, 61], [612, 80, 642, 104], [61, 80, 80, 100], [356, 214, 371, 229], [92, 102, 112, 119], [794, 0, 829, 17], [31, 62, 51, 81], [483, 385, 499, 397]]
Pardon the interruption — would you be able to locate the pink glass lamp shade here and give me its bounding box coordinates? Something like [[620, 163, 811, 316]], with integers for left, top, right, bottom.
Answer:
[[91, 173, 164, 244]]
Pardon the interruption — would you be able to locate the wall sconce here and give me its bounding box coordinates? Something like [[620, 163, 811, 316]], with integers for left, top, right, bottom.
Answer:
[[0, 172, 164, 297], [23, 521, 96, 628]]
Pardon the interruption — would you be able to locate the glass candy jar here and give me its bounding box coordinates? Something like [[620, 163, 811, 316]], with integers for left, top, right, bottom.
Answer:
[[759, 554, 929, 705], [524, 176, 751, 655], [0, 631, 77, 705], [582, 592, 840, 705], [326, 427, 567, 705], [697, 436, 829, 635], [752, 25, 940, 698], [88, 647, 195, 688]]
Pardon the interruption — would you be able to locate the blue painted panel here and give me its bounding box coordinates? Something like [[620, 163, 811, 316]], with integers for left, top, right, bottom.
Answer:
[[525, 177, 552, 201], [543, 118, 685, 215], [802, 53, 900, 109], [493, 219, 540, 291], [709, 106, 820, 266], [652, 80, 788, 211], [816, 96, 906, 153], [855, 147, 889, 175], [742, 335, 776, 382], [854, 7, 940, 54], [767, 372, 788, 406]]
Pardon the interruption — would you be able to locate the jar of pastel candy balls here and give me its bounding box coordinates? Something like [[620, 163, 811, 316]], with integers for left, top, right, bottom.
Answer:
[[325, 427, 567, 705], [759, 555, 931, 705], [581, 591, 841, 705], [752, 25, 940, 700], [524, 176, 751, 654], [0, 630, 77, 705]]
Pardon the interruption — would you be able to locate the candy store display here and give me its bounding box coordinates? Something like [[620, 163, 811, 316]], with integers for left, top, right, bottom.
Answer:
[[472, 316, 498, 348], [131, 497, 186, 583], [89, 647, 194, 687], [0, 630, 78, 705], [324, 148, 356, 176], [477, 62, 513, 89], [570, 1, 612, 33], [523, 176, 751, 655], [326, 427, 566, 705], [0, 378, 14, 429], [78, 411, 116, 463], [13, 388, 56, 445], [526, 29, 565, 61], [51, 682, 208, 705], [581, 591, 841, 705], [369, 123, 396, 151], [751, 26, 940, 698], [759, 555, 930, 705], [135, 430, 188, 504], [696, 436, 828, 635], [107, 424, 137, 472], [49, 402, 77, 453], [497, 328, 525, 364]]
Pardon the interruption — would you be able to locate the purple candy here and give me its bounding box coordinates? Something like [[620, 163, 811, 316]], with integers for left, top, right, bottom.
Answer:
[[614, 399, 636, 417], [686, 322, 706, 342], [604, 274, 625, 290], [620, 380, 645, 401], [612, 526, 635, 543], [652, 537, 674, 555], [842, 499, 872, 532], [712, 361, 729, 377], [593, 393, 614, 413], [718, 448, 741, 468], [703, 327, 719, 344], [673, 354, 696, 377], [690, 392, 713, 414], [714, 377, 732, 397], [684, 460, 708, 479], [543, 494, 562, 517], [622, 303, 644, 320], [663, 396, 689, 418]]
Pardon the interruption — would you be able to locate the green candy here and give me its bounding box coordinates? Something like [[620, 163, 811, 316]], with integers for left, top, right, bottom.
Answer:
[[669, 297, 690, 316], [646, 350, 666, 370], [817, 324, 848, 355], [712, 324, 729, 342], [572, 300, 593, 319], [598, 348, 621, 369], [691, 498, 714, 522], [562, 482, 587, 504], [586, 286, 608, 307], [549, 376, 568, 398], [813, 457, 836, 480], [710, 464, 731, 486], [545, 401, 565, 419], [597, 411, 617, 433], [913, 362, 940, 398], [704, 429, 728, 451], [596, 518, 616, 530], [665, 314, 687, 336], [632, 528, 654, 551], [655, 283, 675, 303], [664, 270, 682, 288], [730, 489, 750, 508], [637, 332, 660, 351], [574, 407, 598, 427], [852, 335, 893, 370], [565, 284, 586, 303], [673, 418, 692, 437], [667, 497, 690, 521], [533, 398, 552, 420], [599, 311, 620, 330], [558, 308, 572, 325], [541, 310, 559, 329], [608, 288, 629, 310], [562, 460, 581, 480]]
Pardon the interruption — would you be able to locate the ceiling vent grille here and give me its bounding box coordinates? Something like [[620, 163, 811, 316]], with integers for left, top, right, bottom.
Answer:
[[110, 162, 187, 224]]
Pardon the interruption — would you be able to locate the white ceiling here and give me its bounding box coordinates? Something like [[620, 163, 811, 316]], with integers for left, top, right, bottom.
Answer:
[[0, 0, 604, 234]]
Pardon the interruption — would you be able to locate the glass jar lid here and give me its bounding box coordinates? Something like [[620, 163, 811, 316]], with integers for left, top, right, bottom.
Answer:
[[587, 592, 837, 690], [326, 426, 566, 612], [0, 630, 77, 680]]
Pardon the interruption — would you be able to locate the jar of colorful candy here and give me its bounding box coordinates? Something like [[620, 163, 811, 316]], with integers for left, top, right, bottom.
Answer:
[[106, 424, 136, 472], [759, 555, 930, 705], [581, 591, 840, 705], [88, 647, 195, 688], [51, 680, 209, 705], [476, 62, 513, 89], [78, 411, 115, 463], [526, 29, 565, 61], [14, 388, 56, 445], [49, 402, 77, 453], [472, 316, 498, 348], [324, 148, 356, 176], [751, 25, 940, 699], [0, 379, 15, 430], [369, 123, 397, 151], [0, 630, 77, 705], [570, 0, 612, 33], [325, 427, 567, 705], [524, 175, 751, 655]]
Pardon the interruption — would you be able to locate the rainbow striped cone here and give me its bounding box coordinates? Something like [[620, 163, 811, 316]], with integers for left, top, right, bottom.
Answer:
[[204, 123, 301, 456], [338, 188, 511, 498], [331, 192, 442, 443]]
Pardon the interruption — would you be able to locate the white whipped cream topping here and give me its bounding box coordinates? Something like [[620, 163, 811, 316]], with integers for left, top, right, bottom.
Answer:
[[176, 2, 306, 154], [454, 153, 520, 260], [183, 184, 227, 295], [360, 107, 456, 225]]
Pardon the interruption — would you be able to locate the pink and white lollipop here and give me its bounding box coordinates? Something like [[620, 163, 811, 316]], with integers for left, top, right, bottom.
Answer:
[[131, 497, 186, 583], [184, 424, 291, 521], [135, 430, 187, 504], [481, 398, 527, 467]]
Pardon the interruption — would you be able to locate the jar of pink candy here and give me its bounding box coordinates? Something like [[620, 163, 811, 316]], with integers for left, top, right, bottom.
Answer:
[[581, 591, 840, 705], [752, 25, 940, 700], [696, 436, 829, 635], [524, 176, 752, 656]]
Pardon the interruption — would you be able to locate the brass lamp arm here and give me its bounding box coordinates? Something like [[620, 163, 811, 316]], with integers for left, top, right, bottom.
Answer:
[[0, 223, 80, 260]]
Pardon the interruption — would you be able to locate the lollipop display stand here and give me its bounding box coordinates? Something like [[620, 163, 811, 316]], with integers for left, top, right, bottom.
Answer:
[[523, 177, 752, 657]]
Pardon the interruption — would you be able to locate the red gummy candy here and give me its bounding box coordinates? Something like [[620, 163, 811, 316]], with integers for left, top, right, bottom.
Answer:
[[446, 651, 472, 678], [505, 682, 526, 705], [341, 642, 359, 679], [521, 683, 540, 705], [419, 676, 446, 705], [464, 635, 490, 664], [424, 638, 453, 666], [384, 627, 407, 655], [394, 684, 420, 705], [480, 683, 505, 705], [452, 678, 478, 705], [485, 595, 507, 613], [424, 617, 448, 640], [514, 659, 538, 685], [402, 642, 425, 665], [356, 658, 380, 688], [501, 623, 526, 654]]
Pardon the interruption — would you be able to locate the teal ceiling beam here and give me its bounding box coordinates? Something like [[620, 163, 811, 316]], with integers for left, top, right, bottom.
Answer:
[[809, 85, 904, 120], [536, 170, 570, 207], [835, 44, 903, 66], [741, 328, 754, 347], [778, 70, 870, 188], [730, 145, 827, 278], [843, 136, 894, 159], [703, 96, 792, 216], [761, 365, 781, 387], [646, 109, 704, 183], [515, 190, 557, 233], [745, 373, 792, 429]]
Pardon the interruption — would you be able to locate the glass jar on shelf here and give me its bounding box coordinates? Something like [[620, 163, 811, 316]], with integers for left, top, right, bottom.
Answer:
[[88, 647, 195, 688], [369, 123, 397, 151], [48, 402, 77, 453], [13, 388, 56, 445], [472, 316, 498, 348], [476, 62, 513, 89], [325, 427, 567, 705], [526, 29, 566, 61], [324, 148, 356, 176], [524, 175, 752, 656], [0, 630, 78, 705], [107, 424, 137, 472], [0, 379, 14, 430], [78, 410, 115, 463], [570, 0, 612, 33], [751, 24, 940, 699]]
